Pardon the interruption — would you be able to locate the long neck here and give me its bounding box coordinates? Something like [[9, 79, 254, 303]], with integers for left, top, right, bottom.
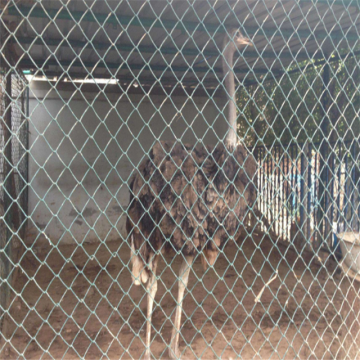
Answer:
[[222, 47, 237, 149]]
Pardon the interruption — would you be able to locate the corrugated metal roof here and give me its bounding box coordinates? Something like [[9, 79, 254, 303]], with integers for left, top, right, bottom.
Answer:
[[3, 0, 360, 91]]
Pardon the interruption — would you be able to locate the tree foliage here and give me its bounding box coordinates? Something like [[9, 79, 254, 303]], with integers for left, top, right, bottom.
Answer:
[[237, 55, 360, 148]]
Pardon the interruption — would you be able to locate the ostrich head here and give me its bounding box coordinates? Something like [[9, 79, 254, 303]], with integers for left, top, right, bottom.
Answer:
[[222, 29, 252, 149]]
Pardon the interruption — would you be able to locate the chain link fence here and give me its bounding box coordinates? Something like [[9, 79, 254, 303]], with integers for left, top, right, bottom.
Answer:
[[1, 0, 360, 359], [0, 67, 29, 335]]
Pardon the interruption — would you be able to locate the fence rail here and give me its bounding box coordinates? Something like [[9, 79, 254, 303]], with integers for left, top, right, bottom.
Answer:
[[254, 141, 359, 250]]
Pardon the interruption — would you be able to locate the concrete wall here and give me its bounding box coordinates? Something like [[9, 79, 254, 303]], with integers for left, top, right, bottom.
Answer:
[[26, 81, 227, 245]]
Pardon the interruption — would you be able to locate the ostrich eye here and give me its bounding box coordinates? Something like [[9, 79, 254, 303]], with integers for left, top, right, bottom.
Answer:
[[234, 30, 243, 40], [234, 30, 252, 46]]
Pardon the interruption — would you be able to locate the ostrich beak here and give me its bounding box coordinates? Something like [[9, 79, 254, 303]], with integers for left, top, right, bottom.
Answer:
[[234, 29, 253, 46]]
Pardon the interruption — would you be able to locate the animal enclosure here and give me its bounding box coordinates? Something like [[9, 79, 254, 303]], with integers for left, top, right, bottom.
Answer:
[[1, 1, 360, 359]]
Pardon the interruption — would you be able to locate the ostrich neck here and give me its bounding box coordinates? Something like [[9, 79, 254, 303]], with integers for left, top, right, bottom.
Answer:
[[223, 49, 237, 149]]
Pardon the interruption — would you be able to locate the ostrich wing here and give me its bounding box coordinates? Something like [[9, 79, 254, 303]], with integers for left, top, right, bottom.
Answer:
[[128, 141, 257, 264]]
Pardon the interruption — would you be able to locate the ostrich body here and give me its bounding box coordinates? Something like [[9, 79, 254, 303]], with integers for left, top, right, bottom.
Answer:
[[126, 29, 257, 359]]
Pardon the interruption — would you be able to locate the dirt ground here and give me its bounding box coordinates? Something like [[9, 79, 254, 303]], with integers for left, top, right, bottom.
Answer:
[[1, 233, 359, 359]]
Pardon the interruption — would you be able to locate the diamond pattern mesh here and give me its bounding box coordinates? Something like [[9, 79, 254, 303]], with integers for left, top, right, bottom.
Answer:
[[1, 1, 360, 359]]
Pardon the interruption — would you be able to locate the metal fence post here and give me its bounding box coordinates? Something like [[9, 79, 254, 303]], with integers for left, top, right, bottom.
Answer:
[[0, 59, 13, 335], [317, 62, 331, 248]]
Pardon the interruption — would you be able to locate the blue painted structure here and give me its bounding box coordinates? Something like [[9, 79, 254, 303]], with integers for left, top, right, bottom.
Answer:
[[253, 141, 359, 251]]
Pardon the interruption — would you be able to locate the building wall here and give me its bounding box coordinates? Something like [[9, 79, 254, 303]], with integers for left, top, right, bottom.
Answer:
[[26, 81, 227, 245]]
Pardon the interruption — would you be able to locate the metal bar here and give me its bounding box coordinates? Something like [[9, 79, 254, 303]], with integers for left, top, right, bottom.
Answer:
[[317, 63, 330, 247], [7, 5, 359, 41], [307, 144, 312, 244], [274, 146, 278, 236], [286, 148, 290, 239], [283, 150, 286, 239], [3, 74, 19, 231], [351, 142, 356, 230], [300, 148, 306, 238], [26, 70, 226, 90], [292, 147, 296, 227], [267, 150, 271, 227], [315, 152, 319, 237], [25, 86, 29, 218], [261, 148, 264, 219], [18, 84, 26, 237], [23, 77, 224, 98], [19, 58, 268, 75], [281, 148, 285, 239], [277, 146, 281, 237], [344, 147, 350, 229], [275, 147, 278, 235], [270, 148, 274, 232], [355, 142, 360, 232], [330, 150, 335, 234], [0, 66, 13, 333], [296, 147, 299, 226], [290, 145, 294, 233], [24, 67, 258, 94], [337, 144, 342, 227], [325, 147, 331, 238], [14, 36, 315, 61], [264, 150, 267, 224], [258, 148, 260, 216], [357, 142, 360, 232]]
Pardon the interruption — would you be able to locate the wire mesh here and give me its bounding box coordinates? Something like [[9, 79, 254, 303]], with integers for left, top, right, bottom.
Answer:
[[1, 0, 360, 359], [0, 70, 28, 336]]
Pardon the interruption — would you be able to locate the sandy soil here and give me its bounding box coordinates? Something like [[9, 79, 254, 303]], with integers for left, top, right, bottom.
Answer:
[[1, 233, 359, 359]]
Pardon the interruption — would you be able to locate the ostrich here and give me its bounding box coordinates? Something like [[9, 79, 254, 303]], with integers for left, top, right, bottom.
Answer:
[[126, 29, 257, 359]]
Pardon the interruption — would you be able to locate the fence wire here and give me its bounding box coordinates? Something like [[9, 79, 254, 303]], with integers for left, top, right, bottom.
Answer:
[[1, 0, 360, 359], [0, 70, 28, 335]]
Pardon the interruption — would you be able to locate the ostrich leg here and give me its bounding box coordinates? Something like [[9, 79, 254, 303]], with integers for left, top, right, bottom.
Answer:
[[144, 255, 159, 360], [169, 256, 194, 359]]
